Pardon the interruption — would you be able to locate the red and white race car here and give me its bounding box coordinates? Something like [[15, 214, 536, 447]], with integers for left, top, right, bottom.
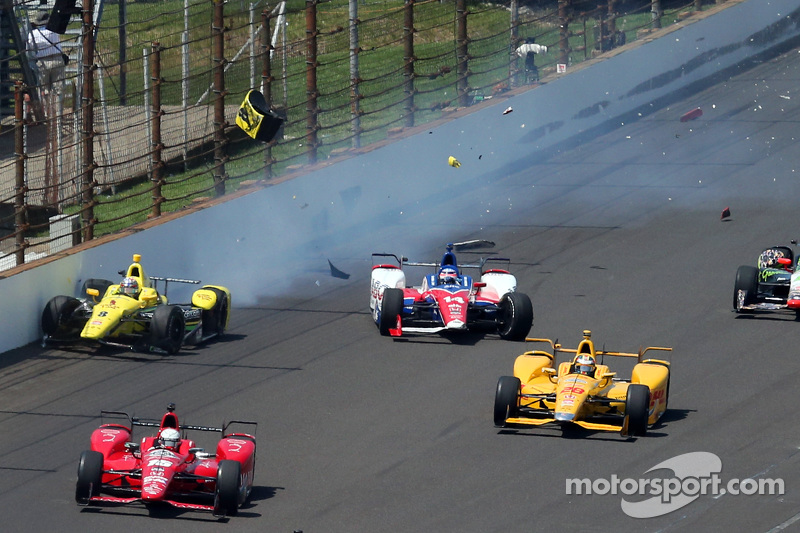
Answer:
[[370, 240, 533, 340], [75, 404, 256, 518]]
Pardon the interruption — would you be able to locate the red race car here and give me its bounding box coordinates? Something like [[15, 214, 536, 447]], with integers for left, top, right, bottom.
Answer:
[[75, 404, 256, 518]]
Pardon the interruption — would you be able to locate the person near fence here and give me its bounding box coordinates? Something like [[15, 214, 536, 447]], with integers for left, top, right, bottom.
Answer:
[[516, 37, 548, 84], [27, 10, 65, 120]]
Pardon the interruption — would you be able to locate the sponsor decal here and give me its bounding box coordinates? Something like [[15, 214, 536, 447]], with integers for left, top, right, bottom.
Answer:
[[650, 389, 665, 407], [184, 309, 202, 321]]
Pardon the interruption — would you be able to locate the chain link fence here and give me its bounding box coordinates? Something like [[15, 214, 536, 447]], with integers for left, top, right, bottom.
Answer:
[[0, 0, 711, 270]]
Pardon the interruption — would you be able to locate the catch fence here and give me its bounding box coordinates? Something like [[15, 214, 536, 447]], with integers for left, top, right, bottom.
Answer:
[[0, 0, 711, 270]]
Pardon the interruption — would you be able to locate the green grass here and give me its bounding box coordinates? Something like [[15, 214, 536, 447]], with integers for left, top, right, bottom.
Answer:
[[53, 0, 707, 237]]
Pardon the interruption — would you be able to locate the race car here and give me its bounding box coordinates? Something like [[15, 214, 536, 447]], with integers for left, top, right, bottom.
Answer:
[[75, 403, 256, 517], [733, 242, 800, 318], [493, 330, 672, 437], [369, 240, 533, 340], [41, 253, 231, 354]]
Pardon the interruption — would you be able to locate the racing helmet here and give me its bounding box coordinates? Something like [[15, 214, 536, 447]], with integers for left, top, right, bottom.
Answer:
[[574, 354, 596, 376], [438, 267, 459, 285], [159, 428, 181, 450], [120, 276, 140, 296]]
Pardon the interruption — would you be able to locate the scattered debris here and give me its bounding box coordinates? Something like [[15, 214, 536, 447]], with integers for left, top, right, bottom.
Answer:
[[680, 107, 703, 122], [721, 206, 731, 220], [502, 106, 513, 115], [448, 156, 461, 168], [328, 260, 351, 280]]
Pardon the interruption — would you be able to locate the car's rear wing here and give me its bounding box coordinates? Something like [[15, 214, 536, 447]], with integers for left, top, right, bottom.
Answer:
[[149, 276, 201, 297], [524, 336, 672, 364], [99, 410, 257, 438]]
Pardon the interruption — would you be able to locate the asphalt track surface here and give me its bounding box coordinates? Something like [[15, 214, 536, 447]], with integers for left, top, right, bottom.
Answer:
[[4, 45, 800, 533]]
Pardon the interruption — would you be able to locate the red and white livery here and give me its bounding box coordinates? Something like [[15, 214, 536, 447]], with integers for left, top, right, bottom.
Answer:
[[75, 404, 256, 518]]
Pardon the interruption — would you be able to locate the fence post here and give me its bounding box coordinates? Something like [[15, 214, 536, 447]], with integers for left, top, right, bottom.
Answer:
[[349, 0, 361, 148], [81, 0, 96, 242], [651, 0, 662, 29], [14, 83, 27, 266], [605, 0, 617, 51], [213, 0, 227, 196], [262, 8, 275, 179], [456, 0, 469, 107], [305, 0, 319, 164], [150, 43, 163, 218], [403, 0, 415, 128], [119, 0, 127, 105], [509, 0, 518, 87], [558, 0, 570, 67]]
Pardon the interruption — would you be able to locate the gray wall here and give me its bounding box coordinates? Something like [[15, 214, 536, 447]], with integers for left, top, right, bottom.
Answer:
[[3, 0, 799, 354]]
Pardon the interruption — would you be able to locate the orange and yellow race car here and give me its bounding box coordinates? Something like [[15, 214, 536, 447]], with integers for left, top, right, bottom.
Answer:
[[493, 330, 671, 437]]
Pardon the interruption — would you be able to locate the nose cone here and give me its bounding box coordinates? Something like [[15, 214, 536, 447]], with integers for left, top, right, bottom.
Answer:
[[555, 412, 575, 422], [445, 319, 466, 330], [141, 473, 172, 500]]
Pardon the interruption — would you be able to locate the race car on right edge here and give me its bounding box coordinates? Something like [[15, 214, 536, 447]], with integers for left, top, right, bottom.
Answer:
[[733, 241, 800, 318]]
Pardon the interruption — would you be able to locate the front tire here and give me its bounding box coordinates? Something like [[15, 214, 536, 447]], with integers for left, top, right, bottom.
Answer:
[[625, 384, 650, 437], [378, 288, 404, 336], [75, 450, 104, 504], [497, 292, 534, 341], [42, 295, 82, 337], [214, 460, 241, 517], [149, 305, 185, 354], [733, 265, 758, 311], [494, 376, 521, 427]]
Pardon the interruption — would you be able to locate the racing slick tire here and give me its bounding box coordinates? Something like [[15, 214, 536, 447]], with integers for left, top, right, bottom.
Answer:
[[497, 292, 533, 341], [733, 265, 758, 312], [149, 305, 185, 354], [378, 288, 404, 336], [494, 376, 521, 427], [625, 384, 651, 437], [75, 450, 104, 504], [41, 295, 82, 337], [214, 460, 242, 517], [202, 287, 230, 336]]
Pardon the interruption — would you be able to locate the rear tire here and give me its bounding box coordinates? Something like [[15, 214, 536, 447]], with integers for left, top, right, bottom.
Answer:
[[497, 292, 534, 341], [75, 450, 104, 504], [378, 288, 404, 336], [149, 305, 185, 354], [733, 265, 758, 311], [42, 295, 81, 336], [625, 384, 650, 437], [494, 376, 521, 427], [214, 460, 241, 517]]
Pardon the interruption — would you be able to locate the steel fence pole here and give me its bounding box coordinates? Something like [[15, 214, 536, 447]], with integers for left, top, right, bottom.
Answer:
[[349, 0, 361, 148], [150, 43, 164, 218], [305, 0, 319, 165], [81, 0, 96, 242], [509, 0, 518, 87], [456, 0, 469, 107], [14, 83, 27, 266], [213, 0, 228, 196], [262, 7, 275, 179], [403, 0, 414, 128]]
